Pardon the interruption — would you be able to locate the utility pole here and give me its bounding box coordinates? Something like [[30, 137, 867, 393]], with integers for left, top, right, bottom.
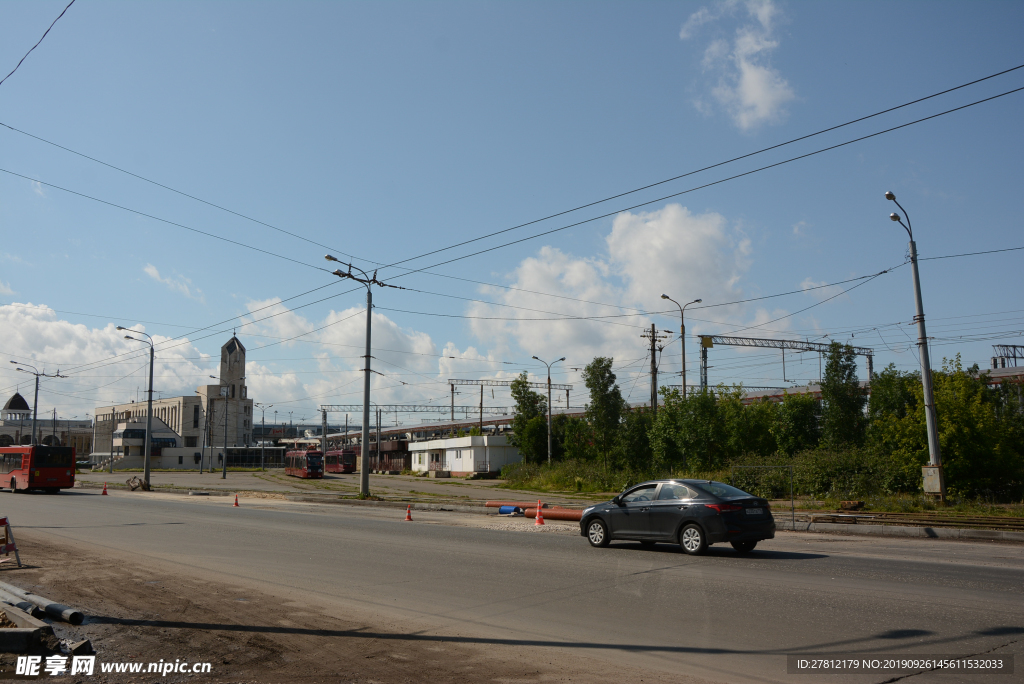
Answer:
[[451, 384, 455, 422], [479, 385, 483, 433], [886, 191, 944, 501], [325, 255, 404, 497], [321, 409, 327, 457], [641, 325, 669, 417], [10, 363, 65, 446], [222, 391, 229, 479]]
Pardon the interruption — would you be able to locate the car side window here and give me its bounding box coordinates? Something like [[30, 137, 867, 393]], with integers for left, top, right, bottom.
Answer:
[[621, 485, 656, 504], [656, 483, 693, 501]]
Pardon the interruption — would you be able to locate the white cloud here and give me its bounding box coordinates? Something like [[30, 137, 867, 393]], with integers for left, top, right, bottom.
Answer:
[[31, 181, 45, 198], [143, 264, 205, 302], [0, 303, 213, 416], [0, 281, 14, 296], [683, 0, 795, 131], [792, 220, 807, 236], [463, 204, 780, 398]]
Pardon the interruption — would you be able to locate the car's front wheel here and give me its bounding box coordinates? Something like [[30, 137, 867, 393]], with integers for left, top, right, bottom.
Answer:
[[731, 540, 757, 553], [679, 524, 707, 555], [586, 519, 610, 547]]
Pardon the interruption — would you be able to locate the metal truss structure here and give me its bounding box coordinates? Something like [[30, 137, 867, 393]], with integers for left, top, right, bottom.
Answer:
[[697, 335, 875, 391]]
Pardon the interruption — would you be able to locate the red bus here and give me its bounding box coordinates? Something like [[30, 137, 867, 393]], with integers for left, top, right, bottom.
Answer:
[[0, 445, 76, 493], [325, 449, 356, 474], [285, 447, 324, 479]]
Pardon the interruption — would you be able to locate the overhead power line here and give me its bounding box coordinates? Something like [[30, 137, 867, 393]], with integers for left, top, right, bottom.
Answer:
[[372, 64, 1024, 272], [0, 0, 76, 88], [3, 63, 1022, 315], [384, 86, 1024, 281]]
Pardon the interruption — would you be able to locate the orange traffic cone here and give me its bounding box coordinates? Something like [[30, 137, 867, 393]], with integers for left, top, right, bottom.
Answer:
[[233, 494, 239, 507], [404, 504, 413, 521], [534, 499, 545, 526], [101, 482, 108, 496]]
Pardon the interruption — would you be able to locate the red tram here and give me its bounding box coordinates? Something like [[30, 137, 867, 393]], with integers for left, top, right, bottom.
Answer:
[[325, 449, 357, 474], [285, 447, 324, 479], [0, 445, 76, 493]]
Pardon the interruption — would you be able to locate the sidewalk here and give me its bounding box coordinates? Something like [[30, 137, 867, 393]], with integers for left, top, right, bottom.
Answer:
[[75, 470, 609, 507]]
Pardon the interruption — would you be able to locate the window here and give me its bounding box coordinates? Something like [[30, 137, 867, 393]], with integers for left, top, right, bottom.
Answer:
[[193, 405, 200, 429], [656, 483, 694, 501], [185, 436, 197, 447], [690, 481, 752, 499], [621, 485, 657, 504], [194, 453, 201, 464], [231, 385, 236, 398], [178, 455, 183, 465]]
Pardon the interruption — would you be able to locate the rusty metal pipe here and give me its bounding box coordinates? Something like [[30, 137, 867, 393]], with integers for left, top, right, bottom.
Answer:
[[524, 508, 582, 521]]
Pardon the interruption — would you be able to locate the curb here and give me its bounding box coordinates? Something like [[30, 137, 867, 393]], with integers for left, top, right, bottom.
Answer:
[[777, 520, 1024, 542]]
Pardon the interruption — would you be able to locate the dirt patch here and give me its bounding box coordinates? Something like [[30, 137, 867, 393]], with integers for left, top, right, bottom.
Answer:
[[0, 535, 699, 684]]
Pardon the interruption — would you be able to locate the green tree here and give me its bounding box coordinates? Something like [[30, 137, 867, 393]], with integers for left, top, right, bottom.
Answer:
[[651, 387, 727, 472], [583, 357, 625, 467], [616, 407, 654, 473], [561, 416, 595, 461], [509, 372, 546, 456], [772, 391, 820, 455], [820, 342, 867, 447], [870, 355, 1024, 497], [517, 415, 549, 464], [868, 363, 919, 422], [719, 387, 778, 457]]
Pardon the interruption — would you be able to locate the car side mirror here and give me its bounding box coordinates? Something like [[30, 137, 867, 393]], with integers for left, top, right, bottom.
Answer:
[[611, 495, 621, 505]]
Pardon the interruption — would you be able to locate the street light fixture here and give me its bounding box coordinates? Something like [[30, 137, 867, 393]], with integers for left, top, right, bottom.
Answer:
[[10, 361, 65, 446], [885, 191, 944, 501], [325, 254, 403, 497], [255, 402, 272, 471], [119, 327, 155, 488], [532, 356, 565, 465], [661, 295, 702, 398]]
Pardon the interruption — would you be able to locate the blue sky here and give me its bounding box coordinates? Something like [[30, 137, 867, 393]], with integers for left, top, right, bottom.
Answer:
[[1, 0, 1022, 424]]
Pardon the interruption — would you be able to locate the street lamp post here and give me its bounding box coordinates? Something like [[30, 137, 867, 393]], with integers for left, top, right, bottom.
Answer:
[[886, 191, 944, 501], [255, 402, 272, 471], [119, 328, 155, 488], [661, 295, 702, 398], [325, 255, 403, 497], [531, 356, 565, 466], [10, 362, 66, 446]]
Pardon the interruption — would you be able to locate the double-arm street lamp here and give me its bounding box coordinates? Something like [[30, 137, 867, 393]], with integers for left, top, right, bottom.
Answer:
[[532, 356, 565, 465], [118, 327, 154, 488], [886, 191, 944, 501], [661, 295, 702, 398], [9, 361, 65, 446], [325, 255, 403, 497], [255, 402, 272, 471]]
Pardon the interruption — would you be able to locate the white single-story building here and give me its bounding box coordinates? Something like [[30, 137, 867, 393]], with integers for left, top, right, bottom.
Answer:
[[409, 435, 519, 476]]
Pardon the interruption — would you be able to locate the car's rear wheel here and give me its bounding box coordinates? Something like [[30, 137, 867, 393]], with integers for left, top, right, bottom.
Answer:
[[679, 524, 707, 555], [586, 519, 609, 547], [731, 540, 757, 553]]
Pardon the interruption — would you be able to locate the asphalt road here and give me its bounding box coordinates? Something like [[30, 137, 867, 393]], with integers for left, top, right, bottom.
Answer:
[[4, 489, 1023, 684]]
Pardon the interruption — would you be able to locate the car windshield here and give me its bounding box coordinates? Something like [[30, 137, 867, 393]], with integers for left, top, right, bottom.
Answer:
[[690, 481, 753, 499]]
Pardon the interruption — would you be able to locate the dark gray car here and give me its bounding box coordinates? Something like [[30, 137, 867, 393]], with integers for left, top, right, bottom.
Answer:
[[579, 479, 775, 555]]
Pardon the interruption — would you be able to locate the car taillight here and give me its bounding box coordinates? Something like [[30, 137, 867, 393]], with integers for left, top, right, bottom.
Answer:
[[706, 503, 743, 514]]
